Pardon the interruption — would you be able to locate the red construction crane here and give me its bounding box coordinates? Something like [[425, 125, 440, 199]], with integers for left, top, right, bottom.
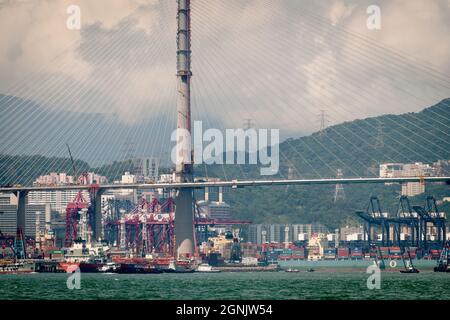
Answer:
[[64, 191, 88, 247]]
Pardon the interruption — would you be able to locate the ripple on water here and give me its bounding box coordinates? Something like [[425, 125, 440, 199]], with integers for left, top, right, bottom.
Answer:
[[0, 272, 449, 300]]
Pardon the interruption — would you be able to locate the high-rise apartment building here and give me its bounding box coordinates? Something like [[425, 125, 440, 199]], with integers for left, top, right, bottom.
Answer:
[[379, 162, 437, 196]]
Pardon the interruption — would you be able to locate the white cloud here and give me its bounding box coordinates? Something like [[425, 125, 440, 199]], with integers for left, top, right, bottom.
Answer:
[[0, 0, 448, 134]]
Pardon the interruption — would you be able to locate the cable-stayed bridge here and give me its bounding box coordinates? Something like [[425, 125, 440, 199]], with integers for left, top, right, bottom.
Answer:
[[0, 0, 449, 258]]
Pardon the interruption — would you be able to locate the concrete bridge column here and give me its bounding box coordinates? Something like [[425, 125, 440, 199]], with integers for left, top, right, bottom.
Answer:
[[175, 188, 195, 258], [15, 191, 28, 259], [90, 187, 105, 242], [16, 191, 28, 234]]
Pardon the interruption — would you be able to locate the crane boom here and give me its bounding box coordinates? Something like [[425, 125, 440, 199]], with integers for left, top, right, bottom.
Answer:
[[66, 143, 78, 180]]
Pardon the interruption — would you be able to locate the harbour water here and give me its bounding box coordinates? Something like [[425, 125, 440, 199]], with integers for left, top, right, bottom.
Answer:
[[1, 271, 449, 300]]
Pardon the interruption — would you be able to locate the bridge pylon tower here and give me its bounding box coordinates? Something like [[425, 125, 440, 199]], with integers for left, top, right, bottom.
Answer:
[[174, 0, 195, 259], [333, 169, 346, 202]]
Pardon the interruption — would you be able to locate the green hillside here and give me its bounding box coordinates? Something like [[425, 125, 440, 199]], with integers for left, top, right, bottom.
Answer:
[[1, 98, 449, 228], [195, 98, 450, 228]]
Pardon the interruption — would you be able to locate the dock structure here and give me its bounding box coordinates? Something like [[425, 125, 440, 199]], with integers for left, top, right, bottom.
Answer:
[[356, 195, 447, 248]]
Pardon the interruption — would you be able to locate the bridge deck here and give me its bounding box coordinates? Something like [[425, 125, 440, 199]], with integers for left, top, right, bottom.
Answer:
[[0, 176, 448, 192]]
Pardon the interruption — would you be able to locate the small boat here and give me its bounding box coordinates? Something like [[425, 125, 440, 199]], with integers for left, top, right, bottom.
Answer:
[[400, 267, 419, 274], [434, 264, 450, 272], [285, 268, 300, 273], [307, 268, 315, 272], [400, 248, 419, 274], [434, 241, 450, 273], [196, 263, 221, 273], [214, 264, 279, 272], [99, 262, 118, 273]]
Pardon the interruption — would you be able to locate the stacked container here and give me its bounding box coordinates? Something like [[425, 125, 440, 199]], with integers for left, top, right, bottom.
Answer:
[[337, 247, 350, 260], [379, 247, 390, 259], [291, 248, 305, 260], [430, 249, 442, 259], [388, 246, 402, 259], [350, 247, 363, 259], [323, 248, 337, 260]]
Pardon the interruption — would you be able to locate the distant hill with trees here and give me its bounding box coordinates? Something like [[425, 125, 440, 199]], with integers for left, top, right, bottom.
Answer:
[[1, 98, 449, 228]]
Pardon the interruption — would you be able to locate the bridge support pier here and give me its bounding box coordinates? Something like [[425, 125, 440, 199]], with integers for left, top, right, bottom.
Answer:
[[15, 191, 28, 259], [175, 188, 195, 258], [90, 187, 105, 242]]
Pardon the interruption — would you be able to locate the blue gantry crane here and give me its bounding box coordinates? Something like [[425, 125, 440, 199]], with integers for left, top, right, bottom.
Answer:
[[355, 196, 391, 246], [413, 196, 447, 248], [357, 195, 447, 249]]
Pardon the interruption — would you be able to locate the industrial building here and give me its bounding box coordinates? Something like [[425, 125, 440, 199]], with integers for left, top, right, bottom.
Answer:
[[197, 201, 231, 220], [246, 223, 329, 244], [196, 183, 232, 221], [0, 193, 50, 237], [339, 225, 365, 242]]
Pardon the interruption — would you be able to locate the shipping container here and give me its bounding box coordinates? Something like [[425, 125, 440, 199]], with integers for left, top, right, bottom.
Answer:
[[48, 250, 64, 254], [351, 252, 362, 256], [389, 246, 401, 254], [430, 250, 441, 258], [266, 253, 278, 261], [337, 248, 349, 258]]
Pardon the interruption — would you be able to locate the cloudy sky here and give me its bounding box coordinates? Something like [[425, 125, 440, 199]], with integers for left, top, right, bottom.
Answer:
[[0, 0, 449, 165]]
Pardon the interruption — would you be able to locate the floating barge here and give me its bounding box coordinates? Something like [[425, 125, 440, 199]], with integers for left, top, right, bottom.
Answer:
[[214, 264, 279, 272]]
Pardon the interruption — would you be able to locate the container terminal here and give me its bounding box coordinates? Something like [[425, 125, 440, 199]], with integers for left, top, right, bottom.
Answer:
[[0, 0, 449, 276], [0, 190, 449, 274]]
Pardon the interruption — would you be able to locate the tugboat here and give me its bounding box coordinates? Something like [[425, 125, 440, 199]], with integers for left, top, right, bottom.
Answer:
[[400, 248, 419, 274], [99, 262, 118, 273], [400, 266, 419, 274], [434, 241, 450, 273]]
